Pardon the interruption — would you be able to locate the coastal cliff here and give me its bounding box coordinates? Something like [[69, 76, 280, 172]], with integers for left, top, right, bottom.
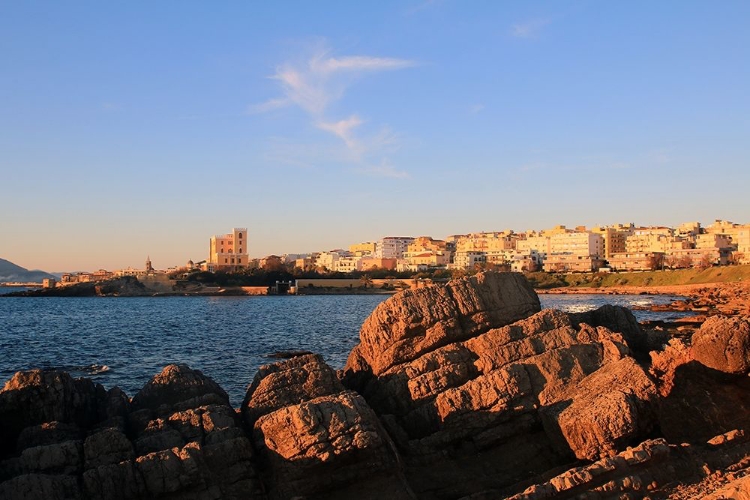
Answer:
[[2, 272, 750, 499]]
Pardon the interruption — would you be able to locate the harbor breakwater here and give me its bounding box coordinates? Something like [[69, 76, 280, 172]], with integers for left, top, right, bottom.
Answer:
[[2, 272, 750, 499]]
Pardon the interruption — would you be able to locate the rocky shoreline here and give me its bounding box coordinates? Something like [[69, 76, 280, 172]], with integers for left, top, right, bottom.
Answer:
[[2, 272, 750, 499]]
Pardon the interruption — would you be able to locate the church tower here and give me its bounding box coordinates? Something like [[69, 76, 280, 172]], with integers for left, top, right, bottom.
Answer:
[[145, 256, 153, 274]]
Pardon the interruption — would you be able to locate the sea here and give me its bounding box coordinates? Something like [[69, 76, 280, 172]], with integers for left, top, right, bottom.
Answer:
[[0, 292, 690, 407]]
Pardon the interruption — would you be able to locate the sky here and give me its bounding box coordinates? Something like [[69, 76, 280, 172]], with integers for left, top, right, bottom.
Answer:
[[1, 1, 749, 272]]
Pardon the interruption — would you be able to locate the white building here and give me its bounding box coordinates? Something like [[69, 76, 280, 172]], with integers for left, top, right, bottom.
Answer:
[[452, 251, 486, 269], [375, 237, 415, 259]]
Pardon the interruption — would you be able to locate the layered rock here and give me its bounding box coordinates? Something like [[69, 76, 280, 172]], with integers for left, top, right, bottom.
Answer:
[[342, 273, 659, 498], [647, 316, 750, 445], [0, 365, 263, 500], [346, 272, 541, 378], [243, 354, 412, 499]]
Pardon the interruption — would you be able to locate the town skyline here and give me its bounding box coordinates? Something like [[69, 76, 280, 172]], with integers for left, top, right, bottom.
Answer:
[[2, 3, 749, 272], [4, 216, 747, 274]]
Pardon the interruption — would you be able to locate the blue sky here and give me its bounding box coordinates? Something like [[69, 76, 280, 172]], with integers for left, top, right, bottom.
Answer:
[[1, 1, 748, 271]]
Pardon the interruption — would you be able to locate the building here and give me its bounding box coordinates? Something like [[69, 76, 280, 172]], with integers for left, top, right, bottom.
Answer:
[[314, 250, 349, 271], [208, 228, 249, 271], [543, 230, 604, 272], [608, 252, 664, 271], [349, 242, 377, 256], [452, 251, 486, 270], [359, 257, 397, 271], [695, 233, 733, 250], [375, 237, 415, 259], [666, 247, 731, 268], [736, 227, 750, 264], [516, 232, 552, 260], [591, 223, 634, 260], [334, 256, 363, 273]]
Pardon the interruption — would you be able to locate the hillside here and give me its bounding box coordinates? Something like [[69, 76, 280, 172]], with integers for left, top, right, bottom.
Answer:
[[527, 264, 750, 289], [0, 258, 56, 283]]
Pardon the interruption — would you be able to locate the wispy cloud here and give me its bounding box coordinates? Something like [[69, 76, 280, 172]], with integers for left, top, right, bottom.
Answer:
[[253, 42, 414, 179], [510, 18, 551, 38], [316, 115, 363, 150], [252, 46, 415, 117]]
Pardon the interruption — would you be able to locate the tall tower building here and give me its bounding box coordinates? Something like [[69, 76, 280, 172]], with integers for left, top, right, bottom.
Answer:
[[208, 228, 249, 271]]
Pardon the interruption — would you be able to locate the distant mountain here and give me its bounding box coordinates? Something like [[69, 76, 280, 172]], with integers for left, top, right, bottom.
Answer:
[[0, 258, 56, 283]]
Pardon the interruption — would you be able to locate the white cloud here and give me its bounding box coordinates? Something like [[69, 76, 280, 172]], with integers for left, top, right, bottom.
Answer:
[[312, 55, 415, 74], [253, 47, 415, 117], [316, 115, 363, 150], [253, 42, 415, 178], [510, 18, 551, 38]]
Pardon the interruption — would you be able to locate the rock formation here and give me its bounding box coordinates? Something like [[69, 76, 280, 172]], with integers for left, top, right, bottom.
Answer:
[[2, 271, 750, 499]]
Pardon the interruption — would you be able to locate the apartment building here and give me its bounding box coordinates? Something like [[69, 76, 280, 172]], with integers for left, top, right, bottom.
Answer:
[[608, 252, 664, 271], [516, 234, 547, 258], [736, 228, 750, 264], [359, 257, 397, 270], [314, 250, 349, 271], [695, 234, 733, 250], [705, 220, 746, 242], [334, 256, 363, 273], [208, 228, 248, 271], [375, 237, 415, 259], [349, 242, 377, 256], [625, 227, 675, 254], [454, 232, 515, 253], [452, 251, 486, 269], [591, 224, 634, 260], [543, 231, 604, 272], [408, 236, 449, 253]]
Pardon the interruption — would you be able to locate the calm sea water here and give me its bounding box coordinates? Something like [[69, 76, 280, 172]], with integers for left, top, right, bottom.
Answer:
[[0, 293, 688, 406]]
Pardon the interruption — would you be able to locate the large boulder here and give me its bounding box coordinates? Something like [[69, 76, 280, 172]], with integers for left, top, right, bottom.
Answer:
[[345, 272, 541, 377], [0, 365, 264, 500], [253, 391, 411, 499], [120, 365, 264, 499], [570, 304, 647, 353], [0, 370, 106, 458], [543, 357, 658, 460], [130, 363, 230, 413], [244, 354, 411, 499], [341, 273, 663, 498], [242, 353, 344, 427], [692, 316, 750, 374]]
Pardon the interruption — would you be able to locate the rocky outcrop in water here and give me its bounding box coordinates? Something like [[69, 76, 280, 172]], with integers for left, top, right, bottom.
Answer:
[[2, 271, 750, 499]]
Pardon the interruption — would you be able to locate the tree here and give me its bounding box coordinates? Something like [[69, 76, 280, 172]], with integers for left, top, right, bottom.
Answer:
[[730, 252, 745, 265], [647, 253, 665, 271], [359, 274, 373, 288], [698, 254, 713, 270], [677, 255, 693, 269]]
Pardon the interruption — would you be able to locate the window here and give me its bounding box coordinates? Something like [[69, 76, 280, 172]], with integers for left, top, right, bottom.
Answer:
[[239, 248, 242, 253], [239, 233, 243, 239]]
